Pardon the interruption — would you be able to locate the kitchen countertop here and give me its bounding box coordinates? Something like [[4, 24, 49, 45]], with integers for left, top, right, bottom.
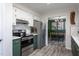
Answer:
[[31, 33, 38, 36], [71, 33, 79, 47], [71, 25, 79, 46], [13, 36, 21, 40], [12, 33, 38, 40]]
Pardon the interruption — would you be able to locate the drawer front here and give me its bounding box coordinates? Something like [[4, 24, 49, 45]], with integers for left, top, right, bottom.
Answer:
[[13, 39, 21, 56]]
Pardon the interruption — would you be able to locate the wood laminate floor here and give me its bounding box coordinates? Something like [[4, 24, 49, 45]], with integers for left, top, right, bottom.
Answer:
[[29, 41, 72, 56], [22, 44, 34, 56]]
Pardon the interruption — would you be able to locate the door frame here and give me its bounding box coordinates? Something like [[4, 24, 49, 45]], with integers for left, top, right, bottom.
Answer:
[[46, 17, 66, 46], [0, 3, 13, 56], [45, 19, 48, 46]]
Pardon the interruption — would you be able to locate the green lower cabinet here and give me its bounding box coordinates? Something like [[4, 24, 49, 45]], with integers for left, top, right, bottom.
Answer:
[[13, 38, 21, 56], [33, 35, 38, 49], [71, 37, 79, 56], [76, 48, 79, 55]]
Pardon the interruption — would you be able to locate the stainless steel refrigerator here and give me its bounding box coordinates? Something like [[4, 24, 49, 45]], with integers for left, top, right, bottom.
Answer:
[[34, 20, 45, 49]]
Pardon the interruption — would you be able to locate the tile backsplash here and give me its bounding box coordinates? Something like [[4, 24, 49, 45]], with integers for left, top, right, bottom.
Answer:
[[13, 24, 31, 34]]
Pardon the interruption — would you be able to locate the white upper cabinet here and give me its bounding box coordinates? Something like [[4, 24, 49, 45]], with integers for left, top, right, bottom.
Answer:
[[25, 18, 33, 26], [14, 7, 25, 20], [13, 7, 34, 26]]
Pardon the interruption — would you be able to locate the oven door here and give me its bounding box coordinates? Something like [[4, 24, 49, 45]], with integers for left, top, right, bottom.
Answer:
[[21, 36, 33, 48]]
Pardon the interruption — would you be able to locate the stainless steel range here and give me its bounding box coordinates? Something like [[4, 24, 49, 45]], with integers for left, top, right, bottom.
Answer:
[[13, 29, 33, 48]]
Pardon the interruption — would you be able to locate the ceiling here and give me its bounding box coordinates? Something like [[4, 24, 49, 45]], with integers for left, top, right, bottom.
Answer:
[[16, 3, 78, 15]]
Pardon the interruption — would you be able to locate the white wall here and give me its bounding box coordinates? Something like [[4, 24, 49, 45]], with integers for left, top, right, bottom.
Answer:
[[76, 8, 79, 31], [0, 3, 13, 56], [41, 7, 78, 50], [71, 7, 78, 35], [0, 3, 3, 55]]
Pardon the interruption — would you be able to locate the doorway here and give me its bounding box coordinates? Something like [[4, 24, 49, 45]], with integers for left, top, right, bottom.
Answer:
[[48, 17, 66, 46]]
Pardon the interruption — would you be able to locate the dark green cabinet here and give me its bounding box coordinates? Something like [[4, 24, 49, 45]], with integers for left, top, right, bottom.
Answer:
[[13, 38, 21, 56], [71, 37, 79, 56], [33, 35, 38, 49], [33, 34, 45, 49]]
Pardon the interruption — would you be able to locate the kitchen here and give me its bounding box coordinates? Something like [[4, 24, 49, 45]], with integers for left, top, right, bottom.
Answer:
[[0, 3, 79, 56], [0, 3, 46, 56], [12, 4, 46, 56]]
